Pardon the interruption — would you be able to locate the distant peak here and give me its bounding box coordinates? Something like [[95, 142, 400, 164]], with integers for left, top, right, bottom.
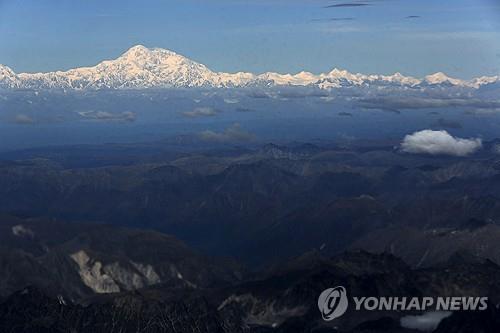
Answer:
[[328, 68, 349, 75], [0, 64, 16, 76], [425, 72, 455, 82], [122, 45, 153, 56], [130, 44, 148, 50], [0, 64, 14, 70], [125, 45, 179, 54], [425, 72, 463, 85], [427, 72, 449, 79]]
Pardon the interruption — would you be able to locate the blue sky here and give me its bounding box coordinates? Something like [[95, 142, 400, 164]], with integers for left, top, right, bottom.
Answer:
[[0, 0, 499, 78]]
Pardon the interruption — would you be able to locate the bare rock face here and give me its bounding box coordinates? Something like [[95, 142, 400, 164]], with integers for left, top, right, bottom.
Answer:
[[69, 250, 163, 294], [70, 250, 121, 294], [0, 215, 244, 300]]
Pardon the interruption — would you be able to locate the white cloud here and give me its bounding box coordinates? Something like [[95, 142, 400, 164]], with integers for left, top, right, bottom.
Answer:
[[78, 110, 136, 122], [401, 130, 482, 156], [183, 107, 220, 118], [224, 98, 239, 104]]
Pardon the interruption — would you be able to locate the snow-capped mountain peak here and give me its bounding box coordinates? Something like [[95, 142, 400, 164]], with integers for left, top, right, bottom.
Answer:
[[0, 64, 18, 88], [424, 72, 464, 86], [56, 45, 221, 89], [0, 64, 15, 76], [122, 44, 157, 56], [469, 75, 500, 88], [117, 44, 206, 71], [0, 45, 497, 90]]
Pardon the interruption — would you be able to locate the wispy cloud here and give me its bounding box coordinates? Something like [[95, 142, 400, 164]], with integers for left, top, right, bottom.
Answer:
[[465, 108, 500, 116], [236, 107, 256, 113], [183, 107, 221, 118], [224, 98, 239, 104], [324, 3, 370, 8], [199, 123, 255, 143], [311, 17, 355, 22], [78, 111, 136, 122], [359, 96, 500, 112], [14, 114, 35, 124], [247, 91, 270, 99]]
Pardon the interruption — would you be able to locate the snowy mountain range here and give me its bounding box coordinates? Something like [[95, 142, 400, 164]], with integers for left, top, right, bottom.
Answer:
[[0, 45, 498, 90]]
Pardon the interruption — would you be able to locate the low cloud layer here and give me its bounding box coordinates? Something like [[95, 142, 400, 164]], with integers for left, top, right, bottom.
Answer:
[[359, 97, 500, 113], [236, 107, 256, 113], [401, 130, 482, 156], [199, 123, 255, 143], [78, 111, 136, 122], [183, 107, 220, 118], [14, 114, 35, 124], [465, 107, 500, 115], [223, 98, 239, 104]]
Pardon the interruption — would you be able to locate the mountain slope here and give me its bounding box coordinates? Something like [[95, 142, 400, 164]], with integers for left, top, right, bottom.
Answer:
[[0, 215, 244, 300], [2, 251, 500, 333]]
